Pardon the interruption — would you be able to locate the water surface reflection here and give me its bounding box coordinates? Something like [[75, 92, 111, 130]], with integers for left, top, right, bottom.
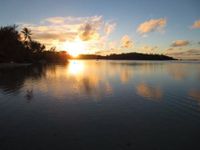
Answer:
[[189, 89, 200, 103], [0, 65, 46, 94], [136, 83, 163, 100], [0, 60, 200, 150]]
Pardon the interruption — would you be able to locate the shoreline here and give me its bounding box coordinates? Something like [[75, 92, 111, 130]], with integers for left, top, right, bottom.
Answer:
[[0, 63, 32, 68]]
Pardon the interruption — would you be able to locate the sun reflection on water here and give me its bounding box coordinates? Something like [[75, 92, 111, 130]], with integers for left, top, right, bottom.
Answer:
[[68, 60, 84, 75]]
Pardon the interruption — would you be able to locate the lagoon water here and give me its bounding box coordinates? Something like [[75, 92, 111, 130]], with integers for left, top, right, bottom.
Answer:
[[0, 60, 200, 150]]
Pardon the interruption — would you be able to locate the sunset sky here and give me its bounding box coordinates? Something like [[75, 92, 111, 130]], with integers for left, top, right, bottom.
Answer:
[[0, 0, 200, 59]]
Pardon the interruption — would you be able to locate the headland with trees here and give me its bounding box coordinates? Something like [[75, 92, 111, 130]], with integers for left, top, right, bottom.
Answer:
[[0, 25, 69, 64]]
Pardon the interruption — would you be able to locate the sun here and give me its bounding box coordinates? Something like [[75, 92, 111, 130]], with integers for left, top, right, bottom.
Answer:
[[63, 38, 86, 57]]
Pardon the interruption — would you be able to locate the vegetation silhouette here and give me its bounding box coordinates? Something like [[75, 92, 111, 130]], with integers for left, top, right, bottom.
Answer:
[[0, 25, 68, 63], [77, 53, 175, 60], [21, 27, 32, 42], [0, 25, 175, 63]]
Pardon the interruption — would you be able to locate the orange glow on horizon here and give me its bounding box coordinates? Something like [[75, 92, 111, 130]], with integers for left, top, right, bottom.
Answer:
[[62, 38, 87, 57]]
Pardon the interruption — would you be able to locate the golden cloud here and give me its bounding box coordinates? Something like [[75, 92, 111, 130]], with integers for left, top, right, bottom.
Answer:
[[121, 35, 133, 49], [140, 45, 158, 52], [78, 16, 103, 41], [79, 23, 100, 41], [165, 48, 175, 51], [108, 41, 117, 50], [137, 18, 166, 34], [171, 40, 190, 47], [166, 49, 200, 60], [20, 16, 116, 51], [104, 22, 116, 35], [44, 17, 66, 24], [191, 20, 200, 29], [32, 32, 77, 42]]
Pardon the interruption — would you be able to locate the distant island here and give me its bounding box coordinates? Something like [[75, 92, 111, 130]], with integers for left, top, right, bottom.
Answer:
[[76, 53, 175, 60]]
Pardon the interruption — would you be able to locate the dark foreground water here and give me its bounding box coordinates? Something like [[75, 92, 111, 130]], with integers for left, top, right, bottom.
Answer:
[[0, 60, 200, 150]]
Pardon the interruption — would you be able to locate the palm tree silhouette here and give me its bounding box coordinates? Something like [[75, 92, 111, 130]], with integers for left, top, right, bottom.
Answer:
[[21, 27, 32, 42]]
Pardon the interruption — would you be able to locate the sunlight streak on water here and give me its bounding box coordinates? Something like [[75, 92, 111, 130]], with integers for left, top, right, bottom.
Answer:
[[68, 60, 85, 75]]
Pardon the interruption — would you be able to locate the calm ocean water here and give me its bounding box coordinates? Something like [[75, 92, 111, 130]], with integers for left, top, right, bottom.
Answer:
[[0, 60, 200, 150]]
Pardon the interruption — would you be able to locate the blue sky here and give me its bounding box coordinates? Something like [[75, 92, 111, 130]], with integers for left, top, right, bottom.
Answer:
[[0, 0, 200, 59]]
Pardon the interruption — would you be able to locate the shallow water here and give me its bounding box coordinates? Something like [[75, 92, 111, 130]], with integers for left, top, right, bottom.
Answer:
[[0, 60, 200, 150]]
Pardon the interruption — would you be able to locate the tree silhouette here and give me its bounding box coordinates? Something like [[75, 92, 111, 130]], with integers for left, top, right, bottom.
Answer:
[[21, 27, 32, 42], [29, 40, 45, 53], [0, 25, 26, 62], [0, 25, 67, 63]]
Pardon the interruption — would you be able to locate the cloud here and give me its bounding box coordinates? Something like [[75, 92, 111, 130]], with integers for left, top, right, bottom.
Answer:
[[175, 49, 200, 56], [166, 49, 200, 60], [42, 16, 102, 25], [165, 47, 175, 51], [104, 22, 116, 35], [191, 20, 200, 29], [44, 17, 66, 24], [95, 41, 119, 55], [140, 45, 158, 52], [121, 35, 133, 49], [20, 16, 116, 51], [137, 18, 167, 34], [79, 23, 100, 41], [108, 41, 117, 50], [79, 16, 102, 41], [187, 49, 200, 55], [32, 32, 77, 42], [20, 23, 80, 50], [171, 40, 190, 47]]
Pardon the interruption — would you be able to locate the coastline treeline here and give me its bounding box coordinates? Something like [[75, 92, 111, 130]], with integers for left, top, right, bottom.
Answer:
[[77, 53, 175, 60], [0, 25, 68, 63], [0, 25, 175, 63]]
